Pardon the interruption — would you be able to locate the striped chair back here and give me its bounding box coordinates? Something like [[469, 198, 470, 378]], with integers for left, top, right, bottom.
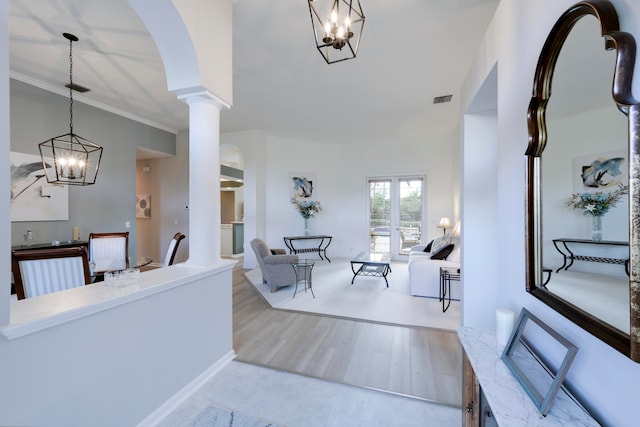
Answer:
[[89, 232, 129, 274], [12, 247, 91, 299]]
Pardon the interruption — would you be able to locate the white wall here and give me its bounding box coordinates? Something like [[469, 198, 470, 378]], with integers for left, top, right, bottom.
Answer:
[[0, 0, 11, 325], [0, 0, 9, 326], [0, 265, 233, 426], [221, 130, 268, 268], [224, 130, 457, 269], [461, 1, 640, 425], [462, 112, 498, 329]]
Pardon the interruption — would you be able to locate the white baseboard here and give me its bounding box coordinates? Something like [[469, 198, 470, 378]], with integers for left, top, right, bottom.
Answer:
[[136, 350, 236, 427]]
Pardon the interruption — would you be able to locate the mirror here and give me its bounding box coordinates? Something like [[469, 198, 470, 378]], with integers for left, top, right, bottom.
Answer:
[[525, 0, 640, 362]]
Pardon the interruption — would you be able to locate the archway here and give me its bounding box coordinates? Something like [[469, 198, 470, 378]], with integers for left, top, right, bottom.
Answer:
[[220, 144, 244, 256]]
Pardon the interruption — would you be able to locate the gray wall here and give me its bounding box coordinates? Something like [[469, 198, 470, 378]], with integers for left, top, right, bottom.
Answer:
[[10, 79, 176, 259], [136, 130, 190, 264]]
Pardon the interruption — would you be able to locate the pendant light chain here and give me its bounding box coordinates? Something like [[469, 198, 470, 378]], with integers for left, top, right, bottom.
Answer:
[[69, 35, 74, 136]]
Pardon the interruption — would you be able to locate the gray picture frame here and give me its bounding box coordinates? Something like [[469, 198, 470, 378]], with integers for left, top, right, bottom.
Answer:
[[501, 308, 578, 416]]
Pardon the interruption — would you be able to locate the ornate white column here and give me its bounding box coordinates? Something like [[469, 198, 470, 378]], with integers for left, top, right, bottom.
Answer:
[[180, 90, 229, 266]]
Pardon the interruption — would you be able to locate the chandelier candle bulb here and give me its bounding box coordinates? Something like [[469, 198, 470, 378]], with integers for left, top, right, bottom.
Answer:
[[308, 0, 365, 64], [496, 309, 516, 351]]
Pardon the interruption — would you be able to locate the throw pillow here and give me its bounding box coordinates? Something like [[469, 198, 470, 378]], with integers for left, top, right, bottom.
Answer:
[[431, 243, 454, 260], [422, 240, 434, 252], [429, 235, 451, 255]]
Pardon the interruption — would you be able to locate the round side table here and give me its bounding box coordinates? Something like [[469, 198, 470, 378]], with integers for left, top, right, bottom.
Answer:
[[439, 266, 460, 312], [291, 259, 315, 298]]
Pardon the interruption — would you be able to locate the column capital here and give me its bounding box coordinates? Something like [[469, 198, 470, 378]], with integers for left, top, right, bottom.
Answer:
[[174, 86, 231, 110]]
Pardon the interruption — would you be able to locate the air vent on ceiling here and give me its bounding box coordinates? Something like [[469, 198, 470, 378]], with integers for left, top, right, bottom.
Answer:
[[65, 83, 90, 93], [433, 94, 453, 104]]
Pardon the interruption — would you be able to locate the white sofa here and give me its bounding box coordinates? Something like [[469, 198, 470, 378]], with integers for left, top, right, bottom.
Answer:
[[408, 239, 460, 299]]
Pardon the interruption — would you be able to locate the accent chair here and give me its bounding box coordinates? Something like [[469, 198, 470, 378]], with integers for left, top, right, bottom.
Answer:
[[250, 238, 298, 292]]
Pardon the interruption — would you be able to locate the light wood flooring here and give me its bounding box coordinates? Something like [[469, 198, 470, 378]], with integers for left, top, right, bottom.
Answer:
[[231, 264, 463, 407]]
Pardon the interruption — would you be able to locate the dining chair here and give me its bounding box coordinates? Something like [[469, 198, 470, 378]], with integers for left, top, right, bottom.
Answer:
[[163, 232, 186, 267], [11, 246, 92, 300], [88, 232, 129, 275]]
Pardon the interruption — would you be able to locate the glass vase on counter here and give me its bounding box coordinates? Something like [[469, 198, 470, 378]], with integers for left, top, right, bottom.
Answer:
[[23, 230, 34, 246]]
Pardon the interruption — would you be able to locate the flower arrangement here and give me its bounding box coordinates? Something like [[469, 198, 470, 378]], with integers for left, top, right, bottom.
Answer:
[[566, 184, 628, 217], [291, 196, 322, 219]]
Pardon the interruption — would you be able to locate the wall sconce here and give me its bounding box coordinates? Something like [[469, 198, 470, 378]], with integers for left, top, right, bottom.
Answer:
[[437, 217, 451, 235]]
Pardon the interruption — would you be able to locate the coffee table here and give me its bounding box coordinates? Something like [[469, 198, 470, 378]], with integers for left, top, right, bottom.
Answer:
[[350, 252, 391, 287]]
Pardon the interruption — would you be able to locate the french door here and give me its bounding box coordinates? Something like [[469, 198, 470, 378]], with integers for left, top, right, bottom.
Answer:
[[368, 176, 425, 259]]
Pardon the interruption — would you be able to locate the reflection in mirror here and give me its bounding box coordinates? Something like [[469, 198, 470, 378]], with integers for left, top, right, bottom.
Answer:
[[542, 15, 629, 334], [526, 0, 640, 362]]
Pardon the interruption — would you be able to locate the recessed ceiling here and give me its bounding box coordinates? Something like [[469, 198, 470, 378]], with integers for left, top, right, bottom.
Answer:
[[9, 0, 500, 145]]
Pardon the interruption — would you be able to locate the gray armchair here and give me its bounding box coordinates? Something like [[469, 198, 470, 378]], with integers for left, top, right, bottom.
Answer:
[[250, 238, 298, 292]]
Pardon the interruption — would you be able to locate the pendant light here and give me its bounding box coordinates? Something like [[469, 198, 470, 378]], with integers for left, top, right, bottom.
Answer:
[[39, 33, 103, 186], [308, 0, 365, 64]]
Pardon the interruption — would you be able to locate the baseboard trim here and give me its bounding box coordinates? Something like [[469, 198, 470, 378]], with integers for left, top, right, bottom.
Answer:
[[137, 350, 236, 427]]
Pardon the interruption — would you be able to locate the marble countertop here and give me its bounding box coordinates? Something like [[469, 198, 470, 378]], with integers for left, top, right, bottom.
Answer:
[[458, 326, 600, 426]]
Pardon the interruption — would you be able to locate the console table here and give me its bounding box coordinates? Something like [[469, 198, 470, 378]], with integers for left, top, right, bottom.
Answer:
[[12, 240, 88, 251], [552, 238, 629, 275], [459, 327, 599, 426], [283, 235, 332, 262]]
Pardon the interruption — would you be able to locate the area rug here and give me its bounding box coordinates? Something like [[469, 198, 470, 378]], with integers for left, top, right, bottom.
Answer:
[[244, 258, 460, 331], [187, 404, 281, 427]]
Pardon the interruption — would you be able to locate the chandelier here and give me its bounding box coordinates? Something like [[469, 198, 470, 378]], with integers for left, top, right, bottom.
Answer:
[[39, 33, 103, 186], [308, 0, 365, 64]]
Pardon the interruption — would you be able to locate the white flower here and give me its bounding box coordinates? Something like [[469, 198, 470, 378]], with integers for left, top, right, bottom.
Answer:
[[291, 196, 323, 219], [566, 184, 628, 217]]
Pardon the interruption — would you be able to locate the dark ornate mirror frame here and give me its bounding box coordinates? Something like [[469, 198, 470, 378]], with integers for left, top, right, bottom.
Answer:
[[525, 0, 640, 362]]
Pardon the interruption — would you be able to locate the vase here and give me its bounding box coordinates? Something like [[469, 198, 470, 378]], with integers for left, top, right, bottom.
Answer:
[[591, 215, 602, 242], [304, 217, 310, 237]]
